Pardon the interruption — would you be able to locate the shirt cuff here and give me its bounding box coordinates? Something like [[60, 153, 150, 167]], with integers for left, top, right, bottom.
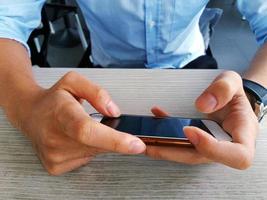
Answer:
[[0, 34, 31, 57]]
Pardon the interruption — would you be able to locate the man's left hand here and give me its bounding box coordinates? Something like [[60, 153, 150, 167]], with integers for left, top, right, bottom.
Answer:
[[146, 71, 259, 170]]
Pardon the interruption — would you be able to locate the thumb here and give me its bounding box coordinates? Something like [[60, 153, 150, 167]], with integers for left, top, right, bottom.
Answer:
[[183, 126, 227, 163], [195, 71, 243, 113], [183, 126, 253, 169]]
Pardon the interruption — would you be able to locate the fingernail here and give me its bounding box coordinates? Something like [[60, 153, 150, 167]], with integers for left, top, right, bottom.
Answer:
[[197, 93, 217, 113], [129, 140, 146, 154], [184, 129, 199, 145], [106, 101, 121, 117]]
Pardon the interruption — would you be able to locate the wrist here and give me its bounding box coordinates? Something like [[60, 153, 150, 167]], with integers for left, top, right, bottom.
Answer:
[[3, 83, 46, 130]]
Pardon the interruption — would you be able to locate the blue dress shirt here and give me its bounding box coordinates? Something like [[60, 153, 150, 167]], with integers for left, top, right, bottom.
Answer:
[[0, 0, 267, 68]]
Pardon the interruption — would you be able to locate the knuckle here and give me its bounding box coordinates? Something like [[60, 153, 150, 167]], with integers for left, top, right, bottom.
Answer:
[[223, 70, 240, 79], [215, 79, 233, 95], [223, 71, 242, 89], [39, 152, 62, 176], [44, 149, 63, 164], [41, 153, 62, 176], [228, 70, 242, 81], [54, 71, 80, 90], [216, 71, 242, 89], [95, 87, 110, 103], [45, 164, 62, 176], [62, 71, 79, 84], [236, 148, 254, 170]]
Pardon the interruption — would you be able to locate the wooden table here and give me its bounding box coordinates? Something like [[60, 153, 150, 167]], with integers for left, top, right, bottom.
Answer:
[[0, 68, 266, 199]]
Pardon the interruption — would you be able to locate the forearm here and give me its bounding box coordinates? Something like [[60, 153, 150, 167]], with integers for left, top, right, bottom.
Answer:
[[243, 42, 267, 87], [0, 39, 43, 116]]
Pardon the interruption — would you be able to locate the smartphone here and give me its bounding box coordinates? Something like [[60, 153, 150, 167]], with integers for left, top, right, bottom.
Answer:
[[91, 114, 232, 147]]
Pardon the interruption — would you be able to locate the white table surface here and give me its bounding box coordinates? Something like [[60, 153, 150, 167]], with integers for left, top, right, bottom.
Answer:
[[0, 68, 266, 200]]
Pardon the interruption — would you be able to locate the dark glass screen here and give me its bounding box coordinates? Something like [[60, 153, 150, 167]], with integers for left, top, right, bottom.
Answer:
[[101, 115, 213, 139]]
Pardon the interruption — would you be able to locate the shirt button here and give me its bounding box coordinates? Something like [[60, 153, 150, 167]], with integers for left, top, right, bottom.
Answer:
[[148, 20, 156, 28]]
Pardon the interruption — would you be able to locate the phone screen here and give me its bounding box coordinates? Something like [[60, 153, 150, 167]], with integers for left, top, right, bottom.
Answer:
[[101, 115, 214, 139]]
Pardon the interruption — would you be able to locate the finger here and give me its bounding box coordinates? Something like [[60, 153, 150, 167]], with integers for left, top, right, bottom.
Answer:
[[217, 90, 259, 146], [43, 143, 106, 164], [183, 126, 255, 169], [195, 71, 244, 113], [45, 157, 92, 176], [151, 106, 170, 117], [54, 71, 120, 117], [146, 145, 211, 165], [56, 99, 146, 155]]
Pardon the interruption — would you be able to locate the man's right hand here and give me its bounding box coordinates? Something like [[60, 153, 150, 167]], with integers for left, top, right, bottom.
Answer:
[[4, 71, 146, 175]]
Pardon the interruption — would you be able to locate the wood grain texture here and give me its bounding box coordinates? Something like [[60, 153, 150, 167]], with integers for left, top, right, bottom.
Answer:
[[0, 68, 266, 200]]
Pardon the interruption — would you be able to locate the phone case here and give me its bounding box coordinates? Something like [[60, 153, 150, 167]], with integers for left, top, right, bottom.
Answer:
[[138, 137, 193, 147]]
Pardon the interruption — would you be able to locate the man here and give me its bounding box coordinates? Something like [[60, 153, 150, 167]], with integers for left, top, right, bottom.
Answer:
[[0, 0, 266, 175]]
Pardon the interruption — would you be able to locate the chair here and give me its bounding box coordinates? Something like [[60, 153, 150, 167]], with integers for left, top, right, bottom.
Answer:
[[27, 1, 88, 67], [199, 8, 223, 57], [27, 6, 51, 67]]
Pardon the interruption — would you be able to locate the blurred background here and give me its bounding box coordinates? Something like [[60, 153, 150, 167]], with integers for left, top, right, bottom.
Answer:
[[29, 0, 258, 74]]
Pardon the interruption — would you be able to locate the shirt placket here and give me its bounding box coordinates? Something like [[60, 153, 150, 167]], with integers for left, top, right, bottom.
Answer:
[[145, 0, 160, 67]]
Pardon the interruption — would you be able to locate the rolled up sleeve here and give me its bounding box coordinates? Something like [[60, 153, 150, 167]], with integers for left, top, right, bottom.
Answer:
[[238, 0, 267, 46], [0, 0, 45, 54]]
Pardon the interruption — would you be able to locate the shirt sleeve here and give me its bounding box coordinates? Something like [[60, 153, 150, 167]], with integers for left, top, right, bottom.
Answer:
[[0, 0, 45, 54], [237, 0, 267, 46]]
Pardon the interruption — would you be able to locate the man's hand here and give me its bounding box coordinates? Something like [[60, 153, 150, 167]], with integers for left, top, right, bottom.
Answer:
[[4, 71, 146, 175], [146, 71, 259, 170]]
